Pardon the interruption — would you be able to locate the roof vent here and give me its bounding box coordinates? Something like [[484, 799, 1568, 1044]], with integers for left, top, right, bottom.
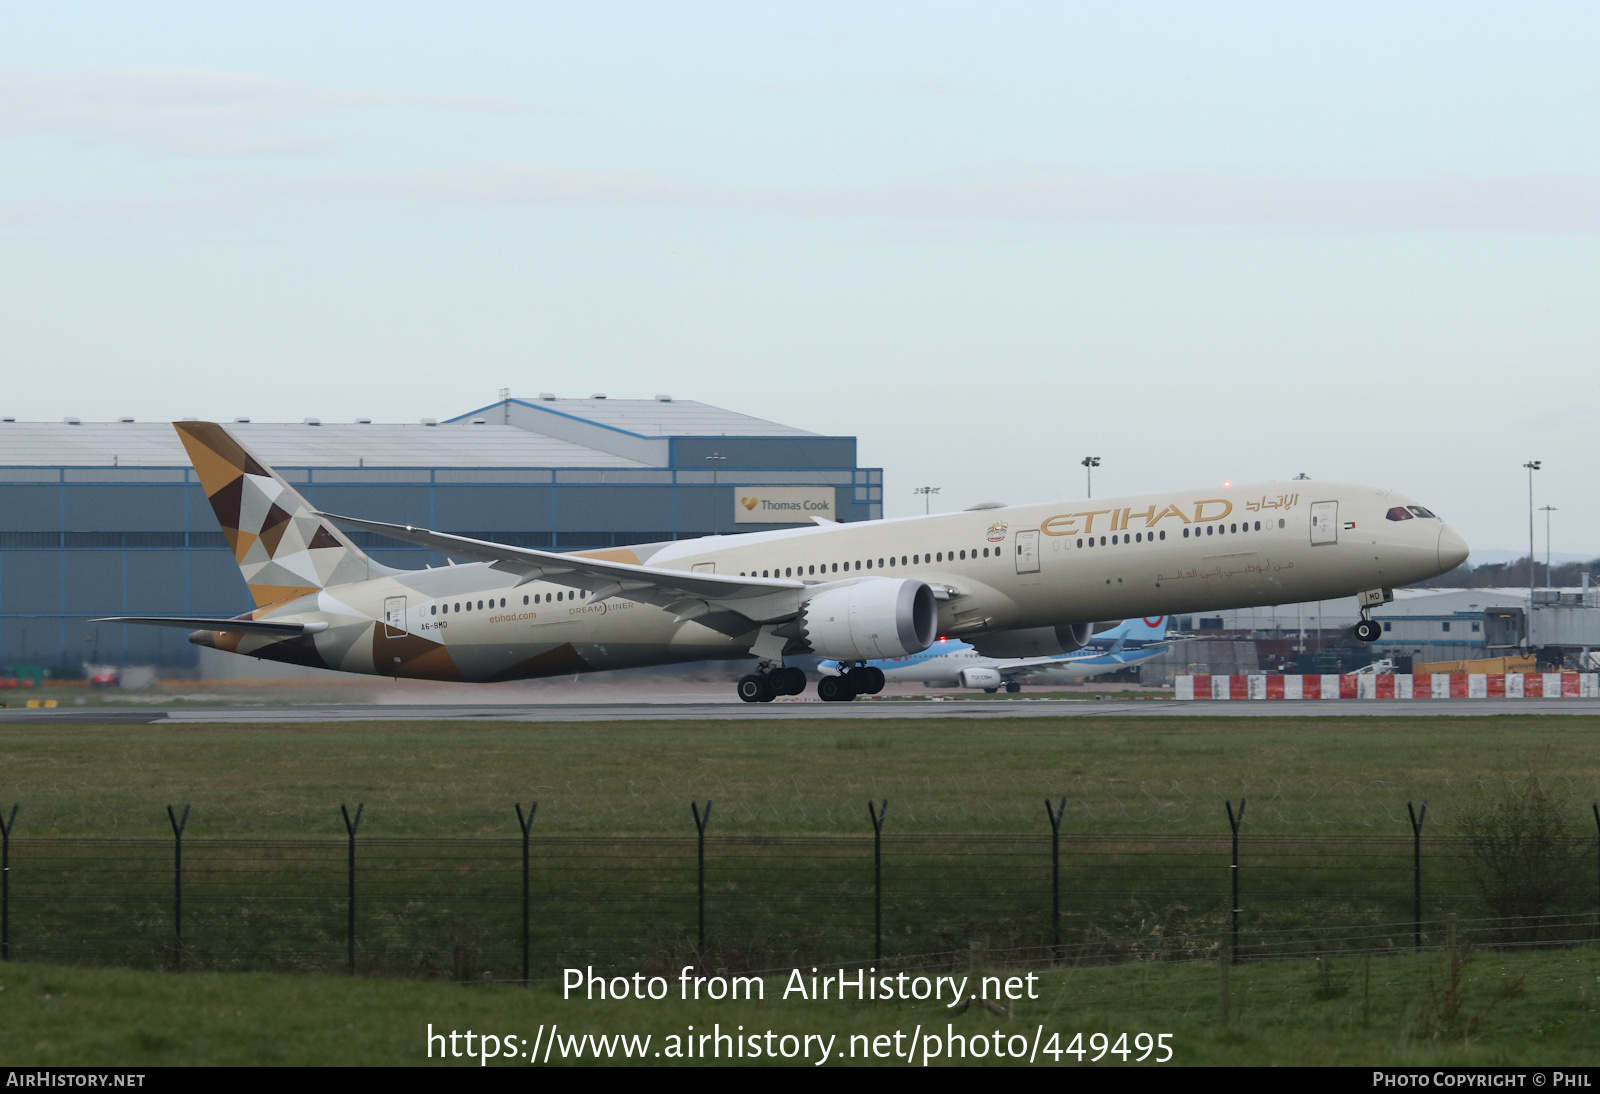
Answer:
[[118, 417, 135, 423], [654, 393, 672, 402], [2, 417, 15, 423], [64, 416, 81, 425], [234, 417, 251, 423], [421, 418, 438, 426], [355, 417, 372, 424], [591, 393, 607, 399], [539, 393, 556, 401], [471, 417, 487, 425], [303, 417, 321, 426]]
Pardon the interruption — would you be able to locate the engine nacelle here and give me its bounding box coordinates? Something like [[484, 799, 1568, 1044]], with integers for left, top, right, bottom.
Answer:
[[799, 579, 938, 662], [958, 666, 1004, 690], [967, 622, 1104, 658]]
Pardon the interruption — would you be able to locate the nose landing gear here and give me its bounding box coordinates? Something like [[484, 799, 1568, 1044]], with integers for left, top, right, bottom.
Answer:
[[1352, 588, 1392, 644]]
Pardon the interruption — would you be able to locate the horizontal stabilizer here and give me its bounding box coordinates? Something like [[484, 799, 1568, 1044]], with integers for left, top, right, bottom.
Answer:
[[95, 616, 329, 636]]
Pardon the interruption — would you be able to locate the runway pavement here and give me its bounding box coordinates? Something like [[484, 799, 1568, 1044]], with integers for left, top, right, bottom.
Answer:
[[4, 698, 1599, 723]]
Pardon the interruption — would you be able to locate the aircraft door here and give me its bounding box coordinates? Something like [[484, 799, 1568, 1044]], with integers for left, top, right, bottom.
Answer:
[[1309, 502, 1338, 546], [1014, 530, 1040, 574], [383, 596, 407, 638]]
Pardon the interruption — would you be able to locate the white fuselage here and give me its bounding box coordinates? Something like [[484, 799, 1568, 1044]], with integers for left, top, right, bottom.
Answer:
[[225, 479, 1467, 682]]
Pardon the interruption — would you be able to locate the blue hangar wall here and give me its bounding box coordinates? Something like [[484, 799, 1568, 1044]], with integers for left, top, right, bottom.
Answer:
[[0, 434, 883, 671]]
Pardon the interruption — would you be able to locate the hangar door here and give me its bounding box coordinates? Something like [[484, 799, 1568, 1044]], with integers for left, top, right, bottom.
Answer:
[[1309, 502, 1338, 546]]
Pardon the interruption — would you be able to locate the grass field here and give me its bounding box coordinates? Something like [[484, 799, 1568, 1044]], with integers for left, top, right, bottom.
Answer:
[[1, 945, 1596, 1066], [3, 713, 1598, 1065], [1, 714, 1597, 837]]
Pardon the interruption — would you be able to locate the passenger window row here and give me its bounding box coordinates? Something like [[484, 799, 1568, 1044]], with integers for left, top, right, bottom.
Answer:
[[430, 589, 588, 615], [1071, 516, 1286, 548], [738, 547, 1004, 578], [1179, 518, 1285, 539], [1076, 530, 1168, 548]]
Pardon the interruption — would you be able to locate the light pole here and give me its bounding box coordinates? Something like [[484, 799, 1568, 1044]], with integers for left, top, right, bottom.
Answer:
[[707, 452, 726, 535], [1081, 456, 1100, 499], [913, 486, 941, 515], [1524, 460, 1541, 602], [1540, 505, 1557, 589]]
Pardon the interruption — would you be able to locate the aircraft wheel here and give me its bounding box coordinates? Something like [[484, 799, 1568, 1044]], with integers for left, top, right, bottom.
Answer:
[[1004, 681, 1021, 693], [737, 674, 770, 703], [983, 687, 999, 694], [817, 675, 854, 702], [1353, 619, 1381, 643], [781, 667, 808, 695], [859, 666, 885, 694]]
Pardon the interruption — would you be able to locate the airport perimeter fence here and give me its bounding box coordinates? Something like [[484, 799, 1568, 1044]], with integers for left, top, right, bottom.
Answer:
[[1, 801, 1598, 983]]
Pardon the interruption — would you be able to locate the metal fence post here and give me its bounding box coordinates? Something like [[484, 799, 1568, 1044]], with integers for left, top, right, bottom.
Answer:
[[868, 800, 888, 965], [1225, 799, 1245, 964], [1591, 803, 1599, 930], [1, 805, 16, 961], [341, 803, 363, 975], [1408, 801, 1427, 952], [691, 801, 712, 953], [1218, 930, 1231, 1024], [166, 804, 189, 969], [515, 803, 537, 985], [1045, 797, 1066, 962]]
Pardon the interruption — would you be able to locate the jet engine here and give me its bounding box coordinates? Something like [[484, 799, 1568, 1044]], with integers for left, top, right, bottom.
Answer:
[[957, 666, 1004, 690], [967, 621, 1111, 658], [798, 579, 938, 662]]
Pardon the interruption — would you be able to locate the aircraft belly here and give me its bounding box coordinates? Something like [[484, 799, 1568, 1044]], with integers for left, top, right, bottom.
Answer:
[[395, 599, 752, 682]]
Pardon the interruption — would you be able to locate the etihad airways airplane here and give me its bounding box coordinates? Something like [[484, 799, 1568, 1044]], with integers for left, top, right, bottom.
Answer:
[[101, 423, 1468, 703], [819, 616, 1181, 693]]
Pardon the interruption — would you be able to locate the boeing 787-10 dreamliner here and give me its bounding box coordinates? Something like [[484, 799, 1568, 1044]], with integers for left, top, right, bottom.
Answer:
[[101, 423, 1468, 702]]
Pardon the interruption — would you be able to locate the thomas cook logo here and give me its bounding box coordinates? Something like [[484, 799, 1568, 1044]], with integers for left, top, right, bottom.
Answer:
[[986, 521, 1008, 543], [741, 497, 759, 510]]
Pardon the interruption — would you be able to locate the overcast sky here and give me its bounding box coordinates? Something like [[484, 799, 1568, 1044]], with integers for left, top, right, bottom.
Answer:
[[1, 3, 1596, 560]]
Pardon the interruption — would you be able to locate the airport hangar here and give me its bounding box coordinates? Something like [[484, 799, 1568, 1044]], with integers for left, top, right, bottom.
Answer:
[[0, 395, 883, 672]]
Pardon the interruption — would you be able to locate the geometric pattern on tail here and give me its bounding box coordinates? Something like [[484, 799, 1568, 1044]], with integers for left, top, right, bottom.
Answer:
[[174, 421, 375, 609]]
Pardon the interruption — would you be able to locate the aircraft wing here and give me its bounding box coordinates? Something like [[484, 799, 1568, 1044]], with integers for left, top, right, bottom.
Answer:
[[94, 616, 329, 636], [995, 640, 1183, 677], [315, 513, 807, 623], [988, 653, 1110, 675]]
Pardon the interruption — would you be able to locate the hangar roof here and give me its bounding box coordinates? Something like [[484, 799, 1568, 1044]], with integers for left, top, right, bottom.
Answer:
[[0, 420, 651, 469], [446, 397, 819, 438], [0, 397, 847, 471]]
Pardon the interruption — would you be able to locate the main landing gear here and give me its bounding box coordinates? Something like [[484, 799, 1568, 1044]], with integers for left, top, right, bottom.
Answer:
[[736, 665, 808, 703], [816, 665, 885, 703]]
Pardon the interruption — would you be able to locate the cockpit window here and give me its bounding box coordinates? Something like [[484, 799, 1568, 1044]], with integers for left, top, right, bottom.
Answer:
[[1385, 506, 1414, 521], [1407, 506, 1436, 518]]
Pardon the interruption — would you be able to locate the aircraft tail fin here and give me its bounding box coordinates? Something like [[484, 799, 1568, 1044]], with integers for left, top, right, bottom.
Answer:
[[1096, 616, 1170, 643], [173, 421, 394, 610]]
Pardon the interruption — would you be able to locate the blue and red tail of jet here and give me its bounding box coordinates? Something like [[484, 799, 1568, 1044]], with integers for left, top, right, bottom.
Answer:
[[1085, 616, 1170, 651]]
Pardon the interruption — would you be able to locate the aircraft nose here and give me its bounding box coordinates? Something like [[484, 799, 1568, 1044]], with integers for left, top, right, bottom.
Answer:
[[1437, 525, 1469, 573]]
